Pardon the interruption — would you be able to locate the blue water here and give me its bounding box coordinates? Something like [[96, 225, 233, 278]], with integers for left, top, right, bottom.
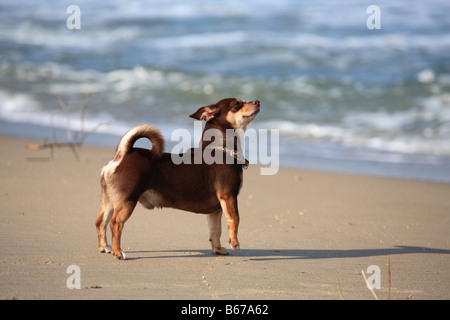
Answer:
[[1, 0, 450, 182]]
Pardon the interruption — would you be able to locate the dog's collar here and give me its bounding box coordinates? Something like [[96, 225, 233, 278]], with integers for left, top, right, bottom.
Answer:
[[206, 146, 249, 169]]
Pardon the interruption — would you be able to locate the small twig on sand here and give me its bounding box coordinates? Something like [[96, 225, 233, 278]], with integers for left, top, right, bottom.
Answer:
[[361, 269, 379, 300], [337, 256, 413, 300], [336, 278, 344, 300], [27, 94, 114, 160], [79, 93, 91, 139], [387, 255, 391, 300], [58, 95, 73, 143]]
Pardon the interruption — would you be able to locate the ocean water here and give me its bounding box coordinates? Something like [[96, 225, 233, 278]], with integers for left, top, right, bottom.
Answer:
[[1, 0, 450, 182]]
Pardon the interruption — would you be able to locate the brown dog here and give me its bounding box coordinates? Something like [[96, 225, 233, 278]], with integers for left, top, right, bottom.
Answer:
[[95, 98, 260, 259]]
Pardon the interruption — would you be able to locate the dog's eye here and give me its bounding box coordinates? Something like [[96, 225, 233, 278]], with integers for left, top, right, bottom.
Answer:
[[233, 101, 242, 110]]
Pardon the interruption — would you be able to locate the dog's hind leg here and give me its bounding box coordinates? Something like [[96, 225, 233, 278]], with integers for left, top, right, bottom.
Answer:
[[94, 188, 113, 254], [207, 210, 228, 255], [110, 200, 136, 260]]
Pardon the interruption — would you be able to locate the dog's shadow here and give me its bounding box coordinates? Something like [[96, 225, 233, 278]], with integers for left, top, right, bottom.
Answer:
[[126, 245, 450, 261]]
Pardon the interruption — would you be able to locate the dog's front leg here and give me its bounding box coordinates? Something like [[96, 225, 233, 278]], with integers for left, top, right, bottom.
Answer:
[[218, 194, 240, 251]]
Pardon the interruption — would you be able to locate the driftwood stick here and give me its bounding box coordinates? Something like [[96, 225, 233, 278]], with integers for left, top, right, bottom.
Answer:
[[27, 94, 113, 160], [361, 270, 379, 300], [387, 256, 391, 300], [336, 278, 344, 300]]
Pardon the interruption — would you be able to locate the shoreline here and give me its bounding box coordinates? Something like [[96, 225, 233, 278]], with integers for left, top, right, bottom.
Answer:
[[1, 134, 450, 299], [1, 119, 450, 185]]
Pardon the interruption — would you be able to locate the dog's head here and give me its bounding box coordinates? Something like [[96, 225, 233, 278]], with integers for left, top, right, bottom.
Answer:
[[189, 98, 260, 131]]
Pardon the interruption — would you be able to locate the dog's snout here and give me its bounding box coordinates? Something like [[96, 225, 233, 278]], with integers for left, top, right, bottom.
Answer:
[[252, 100, 260, 106]]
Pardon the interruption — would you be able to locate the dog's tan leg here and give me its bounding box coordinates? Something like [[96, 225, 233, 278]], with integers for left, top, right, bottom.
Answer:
[[94, 190, 113, 253], [94, 203, 113, 253], [207, 210, 228, 255], [110, 200, 136, 260], [218, 195, 240, 251]]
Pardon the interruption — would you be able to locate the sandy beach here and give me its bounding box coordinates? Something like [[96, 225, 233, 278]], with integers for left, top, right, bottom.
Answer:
[[1, 135, 449, 300]]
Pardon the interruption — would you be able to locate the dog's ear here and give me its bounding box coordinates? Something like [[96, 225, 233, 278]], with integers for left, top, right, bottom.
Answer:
[[189, 104, 219, 121]]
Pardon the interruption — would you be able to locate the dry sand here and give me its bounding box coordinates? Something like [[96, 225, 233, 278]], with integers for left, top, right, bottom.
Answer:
[[1, 135, 449, 300]]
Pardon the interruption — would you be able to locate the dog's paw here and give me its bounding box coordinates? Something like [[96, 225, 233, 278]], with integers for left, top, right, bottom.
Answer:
[[229, 239, 240, 251], [113, 250, 127, 260], [100, 245, 112, 254], [213, 247, 229, 255], [99, 244, 112, 254]]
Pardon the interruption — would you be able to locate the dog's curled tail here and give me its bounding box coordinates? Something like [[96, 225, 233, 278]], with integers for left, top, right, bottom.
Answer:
[[114, 124, 165, 161]]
